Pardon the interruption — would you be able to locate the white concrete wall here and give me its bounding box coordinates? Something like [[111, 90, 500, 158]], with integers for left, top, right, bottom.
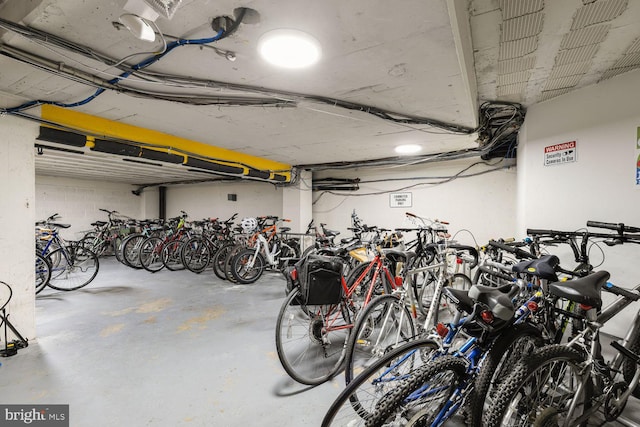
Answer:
[[0, 116, 37, 339], [518, 69, 640, 338], [35, 176, 145, 240], [165, 180, 283, 222], [312, 158, 517, 247]]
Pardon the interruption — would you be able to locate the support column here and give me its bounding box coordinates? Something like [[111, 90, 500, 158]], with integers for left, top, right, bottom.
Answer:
[[0, 115, 37, 339], [282, 169, 312, 233]]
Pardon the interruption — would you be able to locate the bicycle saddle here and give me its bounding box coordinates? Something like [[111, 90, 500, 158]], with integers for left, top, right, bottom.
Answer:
[[468, 283, 518, 321], [91, 221, 107, 227], [280, 227, 291, 233], [340, 237, 358, 245], [442, 287, 475, 315], [512, 254, 559, 282], [383, 249, 416, 264], [548, 270, 610, 309], [51, 223, 71, 229]]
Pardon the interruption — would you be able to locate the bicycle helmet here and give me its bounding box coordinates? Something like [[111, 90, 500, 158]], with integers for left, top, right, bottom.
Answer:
[[240, 217, 258, 233]]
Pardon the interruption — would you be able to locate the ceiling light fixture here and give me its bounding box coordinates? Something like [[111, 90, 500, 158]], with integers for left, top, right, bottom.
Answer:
[[395, 144, 422, 155], [258, 29, 321, 68]]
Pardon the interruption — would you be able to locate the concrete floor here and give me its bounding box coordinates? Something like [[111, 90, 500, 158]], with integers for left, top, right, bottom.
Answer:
[[1, 258, 639, 426]]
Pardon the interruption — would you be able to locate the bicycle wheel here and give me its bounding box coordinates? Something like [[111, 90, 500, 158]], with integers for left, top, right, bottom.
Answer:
[[483, 345, 591, 427], [322, 338, 439, 427], [47, 246, 99, 291], [275, 288, 351, 385], [230, 248, 266, 284], [344, 294, 417, 385], [121, 234, 145, 269], [139, 236, 165, 272], [367, 355, 468, 427], [35, 253, 52, 294], [466, 323, 544, 427], [212, 244, 234, 280], [224, 244, 245, 282], [181, 236, 211, 273], [162, 240, 186, 271]]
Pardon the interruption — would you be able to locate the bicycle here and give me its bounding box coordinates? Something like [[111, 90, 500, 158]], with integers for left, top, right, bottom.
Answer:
[[35, 215, 99, 291], [275, 243, 405, 385], [229, 217, 300, 284], [322, 275, 546, 427], [484, 220, 640, 427], [80, 208, 134, 260], [180, 213, 237, 273]]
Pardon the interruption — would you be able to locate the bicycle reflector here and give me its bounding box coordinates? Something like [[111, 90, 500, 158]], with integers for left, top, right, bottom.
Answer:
[[290, 268, 298, 281], [526, 301, 539, 312], [480, 310, 494, 324], [395, 276, 403, 287], [436, 322, 449, 338]]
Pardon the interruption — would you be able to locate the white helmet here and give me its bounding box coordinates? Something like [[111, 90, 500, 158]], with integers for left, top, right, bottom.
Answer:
[[240, 217, 258, 233]]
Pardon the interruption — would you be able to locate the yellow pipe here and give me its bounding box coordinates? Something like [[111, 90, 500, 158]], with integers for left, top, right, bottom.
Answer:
[[41, 105, 291, 181]]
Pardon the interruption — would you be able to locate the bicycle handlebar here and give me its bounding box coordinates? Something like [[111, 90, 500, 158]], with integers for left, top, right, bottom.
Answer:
[[603, 281, 640, 301], [488, 240, 536, 260], [587, 220, 640, 234]]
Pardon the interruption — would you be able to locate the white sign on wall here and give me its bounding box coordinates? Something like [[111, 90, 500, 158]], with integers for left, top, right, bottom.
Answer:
[[544, 141, 577, 166], [390, 192, 412, 208]]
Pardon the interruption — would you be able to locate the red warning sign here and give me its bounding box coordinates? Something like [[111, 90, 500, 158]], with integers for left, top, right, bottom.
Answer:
[[544, 141, 577, 166]]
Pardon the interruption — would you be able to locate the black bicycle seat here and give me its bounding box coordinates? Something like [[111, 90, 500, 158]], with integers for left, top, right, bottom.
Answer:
[[468, 283, 517, 321], [442, 287, 475, 315], [383, 249, 416, 264], [548, 270, 610, 309], [512, 254, 559, 282], [91, 221, 107, 227]]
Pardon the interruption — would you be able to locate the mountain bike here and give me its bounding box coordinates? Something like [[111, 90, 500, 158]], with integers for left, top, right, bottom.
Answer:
[[484, 220, 640, 427]]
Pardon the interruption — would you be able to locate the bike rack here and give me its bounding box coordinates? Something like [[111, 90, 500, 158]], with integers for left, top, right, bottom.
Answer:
[[0, 281, 28, 357]]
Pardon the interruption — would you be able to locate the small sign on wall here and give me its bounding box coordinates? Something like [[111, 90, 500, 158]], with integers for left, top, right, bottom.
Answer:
[[544, 141, 577, 166], [390, 192, 412, 208]]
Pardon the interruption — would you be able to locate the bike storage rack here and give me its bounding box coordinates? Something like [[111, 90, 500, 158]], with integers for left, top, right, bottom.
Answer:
[[0, 281, 29, 357]]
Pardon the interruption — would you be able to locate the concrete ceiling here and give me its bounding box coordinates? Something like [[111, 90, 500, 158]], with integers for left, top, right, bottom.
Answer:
[[0, 0, 639, 185]]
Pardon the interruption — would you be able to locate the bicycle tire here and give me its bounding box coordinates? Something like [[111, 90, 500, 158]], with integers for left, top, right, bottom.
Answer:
[[275, 288, 351, 385], [162, 240, 186, 271], [224, 244, 245, 282], [139, 236, 165, 272], [181, 236, 211, 273], [344, 294, 417, 385], [367, 355, 468, 427], [483, 344, 591, 427], [46, 245, 99, 291], [35, 253, 52, 294], [212, 244, 234, 280], [322, 338, 439, 427], [121, 234, 145, 269], [466, 323, 544, 427], [230, 248, 266, 284]]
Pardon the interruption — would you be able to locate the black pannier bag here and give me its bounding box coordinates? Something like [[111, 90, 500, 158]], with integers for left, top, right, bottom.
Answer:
[[299, 254, 344, 305]]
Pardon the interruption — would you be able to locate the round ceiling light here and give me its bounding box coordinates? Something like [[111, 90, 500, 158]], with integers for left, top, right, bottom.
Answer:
[[258, 29, 321, 68], [395, 144, 422, 155]]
